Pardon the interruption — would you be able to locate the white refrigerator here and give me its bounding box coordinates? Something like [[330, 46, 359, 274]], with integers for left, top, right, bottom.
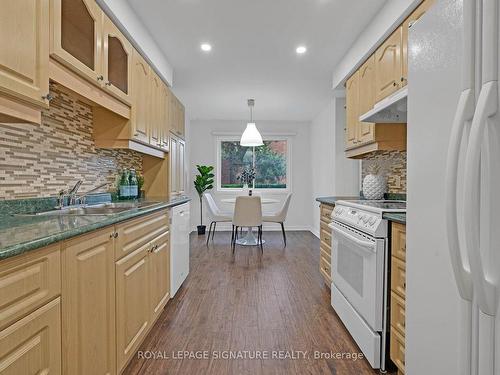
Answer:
[[407, 0, 500, 374]]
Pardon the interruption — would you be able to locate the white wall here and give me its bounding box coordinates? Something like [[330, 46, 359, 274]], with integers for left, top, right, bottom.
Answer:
[[97, 0, 174, 86], [331, 0, 420, 89], [309, 96, 360, 237], [188, 120, 312, 232]]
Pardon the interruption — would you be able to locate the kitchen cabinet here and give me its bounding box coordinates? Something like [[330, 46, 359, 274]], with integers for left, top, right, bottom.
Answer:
[[160, 86, 171, 151], [130, 49, 151, 144], [0, 0, 50, 109], [319, 203, 334, 286], [0, 298, 61, 375], [150, 71, 164, 148], [0, 244, 60, 330], [102, 15, 133, 105], [169, 133, 186, 197], [50, 0, 104, 85], [402, 0, 435, 85], [62, 227, 116, 375], [170, 94, 185, 139], [374, 26, 403, 102], [390, 222, 406, 375], [345, 71, 360, 149], [358, 56, 376, 145], [149, 230, 170, 323], [0, 0, 49, 123]]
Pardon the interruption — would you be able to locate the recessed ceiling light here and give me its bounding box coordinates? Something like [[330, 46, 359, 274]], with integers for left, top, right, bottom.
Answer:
[[201, 43, 212, 52], [296, 46, 307, 54]]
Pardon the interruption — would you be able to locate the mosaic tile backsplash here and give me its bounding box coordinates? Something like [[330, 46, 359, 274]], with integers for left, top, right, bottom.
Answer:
[[0, 83, 143, 200], [361, 150, 407, 194]]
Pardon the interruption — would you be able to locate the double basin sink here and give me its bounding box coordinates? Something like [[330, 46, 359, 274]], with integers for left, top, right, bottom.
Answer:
[[23, 201, 161, 217]]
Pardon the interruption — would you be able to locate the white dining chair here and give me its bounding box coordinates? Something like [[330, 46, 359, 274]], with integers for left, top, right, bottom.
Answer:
[[262, 193, 292, 246], [204, 193, 232, 245], [232, 196, 263, 253]]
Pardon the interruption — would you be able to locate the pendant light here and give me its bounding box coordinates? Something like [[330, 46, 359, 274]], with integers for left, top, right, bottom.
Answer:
[[240, 99, 264, 146]]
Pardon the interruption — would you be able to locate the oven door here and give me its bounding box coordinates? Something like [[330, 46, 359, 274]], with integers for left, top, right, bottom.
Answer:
[[329, 221, 386, 331]]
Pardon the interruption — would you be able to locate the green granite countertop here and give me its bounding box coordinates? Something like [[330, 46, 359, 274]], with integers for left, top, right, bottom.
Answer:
[[315, 196, 360, 206], [383, 212, 406, 224], [0, 196, 190, 260]]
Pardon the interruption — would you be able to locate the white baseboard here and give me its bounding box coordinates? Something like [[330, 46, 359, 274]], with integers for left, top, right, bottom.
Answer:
[[311, 228, 320, 239]]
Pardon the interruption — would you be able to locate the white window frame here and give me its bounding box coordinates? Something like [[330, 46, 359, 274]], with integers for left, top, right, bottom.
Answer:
[[215, 134, 292, 193]]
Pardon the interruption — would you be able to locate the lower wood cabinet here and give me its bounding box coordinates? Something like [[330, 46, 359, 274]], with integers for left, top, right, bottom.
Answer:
[[319, 203, 334, 286], [390, 222, 406, 375], [62, 227, 116, 375], [0, 297, 61, 375], [149, 230, 171, 323]]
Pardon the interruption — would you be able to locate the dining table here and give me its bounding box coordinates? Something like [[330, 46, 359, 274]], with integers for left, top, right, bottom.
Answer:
[[221, 197, 280, 246]]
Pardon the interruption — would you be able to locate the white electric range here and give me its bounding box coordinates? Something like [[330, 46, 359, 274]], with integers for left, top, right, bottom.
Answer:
[[328, 200, 406, 371]]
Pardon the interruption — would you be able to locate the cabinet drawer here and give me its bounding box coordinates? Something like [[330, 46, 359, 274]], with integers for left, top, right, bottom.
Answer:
[[392, 223, 406, 261], [320, 244, 331, 263], [0, 244, 60, 330], [0, 297, 61, 375], [115, 210, 169, 260], [320, 256, 331, 281], [391, 256, 406, 299], [390, 326, 405, 374], [390, 291, 406, 338], [320, 204, 334, 223], [320, 227, 332, 247]]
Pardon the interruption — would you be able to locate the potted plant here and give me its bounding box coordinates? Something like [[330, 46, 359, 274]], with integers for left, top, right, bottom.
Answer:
[[194, 165, 214, 235]]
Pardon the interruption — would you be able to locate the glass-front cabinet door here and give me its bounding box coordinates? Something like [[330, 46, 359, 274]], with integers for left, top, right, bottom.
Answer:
[[102, 15, 133, 104], [50, 0, 104, 84]]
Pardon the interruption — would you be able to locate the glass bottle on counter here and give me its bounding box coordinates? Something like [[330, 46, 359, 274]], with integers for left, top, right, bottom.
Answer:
[[119, 169, 130, 199], [129, 169, 138, 199]]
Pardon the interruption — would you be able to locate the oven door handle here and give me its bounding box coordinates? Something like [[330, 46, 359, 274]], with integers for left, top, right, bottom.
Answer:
[[328, 223, 375, 252]]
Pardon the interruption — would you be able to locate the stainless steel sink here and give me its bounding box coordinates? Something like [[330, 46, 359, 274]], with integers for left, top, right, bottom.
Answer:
[[19, 201, 161, 216]]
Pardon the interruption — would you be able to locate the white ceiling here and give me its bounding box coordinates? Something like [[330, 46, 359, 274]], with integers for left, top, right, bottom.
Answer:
[[126, 0, 387, 122]]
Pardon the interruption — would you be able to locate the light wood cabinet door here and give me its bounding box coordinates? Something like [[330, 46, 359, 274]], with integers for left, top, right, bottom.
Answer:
[[131, 50, 151, 143], [102, 15, 133, 105], [62, 228, 116, 375], [0, 244, 60, 330], [177, 138, 186, 195], [169, 134, 179, 196], [160, 86, 171, 151], [0, 0, 50, 107], [176, 100, 186, 139], [402, 0, 435, 86], [149, 72, 163, 148], [115, 243, 151, 372], [358, 55, 376, 145], [345, 71, 359, 150], [0, 298, 61, 375], [374, 26, 403, 102], [149, 230, 170, 323], [50, 0, 104, 85]]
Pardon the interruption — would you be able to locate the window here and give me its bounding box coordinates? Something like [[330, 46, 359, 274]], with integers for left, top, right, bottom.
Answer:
[[217, 136, 290, 190]]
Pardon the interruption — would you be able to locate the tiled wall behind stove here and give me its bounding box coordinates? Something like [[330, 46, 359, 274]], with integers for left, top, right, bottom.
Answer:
[[361, 151, 407, 194], [0, 83, 143, 200]]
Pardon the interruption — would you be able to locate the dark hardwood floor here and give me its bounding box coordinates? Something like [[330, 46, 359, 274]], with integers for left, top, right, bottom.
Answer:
[[124, 230, 387, 375]]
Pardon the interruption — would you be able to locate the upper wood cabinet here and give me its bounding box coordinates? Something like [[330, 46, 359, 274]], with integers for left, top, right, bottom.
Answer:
[[62, 228, 116, 375], [50, 0, 104, 84], [150, 71, 164, 148], [358, 55, 376, 145], [169, 133, 186, 196], [374, 26, 403, 102], [170, 94, 185, 139], [345, 71, 359, 150], [160, 86, 171, 151], [102, 15, 133, 104], [130, 50, 151, 143], [0, 0, 50, 111]]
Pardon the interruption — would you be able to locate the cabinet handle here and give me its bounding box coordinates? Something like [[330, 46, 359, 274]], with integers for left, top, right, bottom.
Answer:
[[97, 75, 104, 81], [401, 77, 406, 82], [105, 81, 112, 86], [42, 93, 54, 101], [393, 82, 397, 87], [110, 233, 114, 239], [114, 232, 118, 238]]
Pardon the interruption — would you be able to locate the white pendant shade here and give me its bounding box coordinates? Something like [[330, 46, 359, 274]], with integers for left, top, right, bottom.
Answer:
[[240, 122, 264, 146]]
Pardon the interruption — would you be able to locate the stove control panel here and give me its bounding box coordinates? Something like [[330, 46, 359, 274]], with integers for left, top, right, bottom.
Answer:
[[331, 204, 386, 237]]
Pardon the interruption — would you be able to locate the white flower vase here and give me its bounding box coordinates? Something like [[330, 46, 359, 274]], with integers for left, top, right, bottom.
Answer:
[[243, 183, 249, 195], [363, 173, 386, 200]]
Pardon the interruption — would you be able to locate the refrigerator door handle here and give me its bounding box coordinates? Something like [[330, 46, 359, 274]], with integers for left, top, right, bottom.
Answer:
[[464, 80, 498, 316], [445, 88, 475, 301]]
